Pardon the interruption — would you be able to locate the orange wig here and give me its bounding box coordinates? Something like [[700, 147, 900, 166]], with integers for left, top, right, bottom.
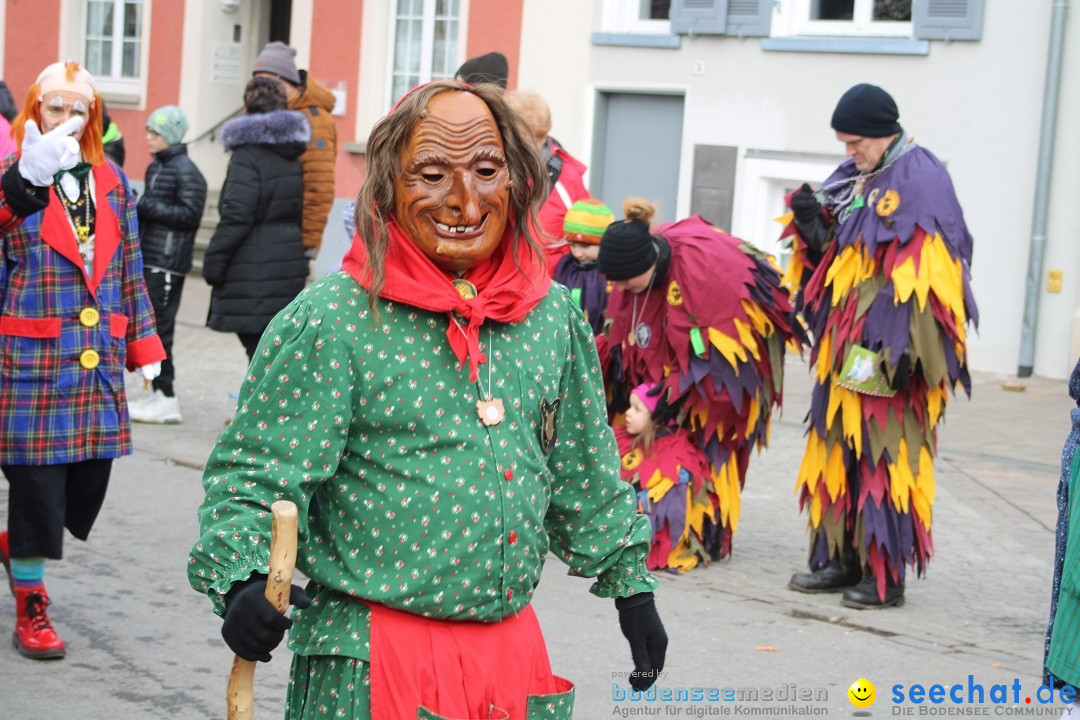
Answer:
[[12, 61, 104, 166]]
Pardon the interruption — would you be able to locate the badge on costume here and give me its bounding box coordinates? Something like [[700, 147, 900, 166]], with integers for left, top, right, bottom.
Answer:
[[477, 397, 505, 426], [631, 323, 652, 348], [621, 447, 644, 471], [666, 281, 683, 306], [450, 278, 477, 326], [539, 397, 561, 453], [875, 189, 900, 217]]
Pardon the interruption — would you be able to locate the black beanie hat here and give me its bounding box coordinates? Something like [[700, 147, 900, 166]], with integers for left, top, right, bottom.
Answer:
[[598, 219, 659, 281], [456, 52, 509, 90], [830, 83, 901, 138]]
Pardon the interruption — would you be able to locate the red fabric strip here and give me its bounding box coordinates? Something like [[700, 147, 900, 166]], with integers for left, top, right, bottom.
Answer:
[[0, 316, 62, 338], [366, 601, 560, 720], [108, 312, 128, 338]]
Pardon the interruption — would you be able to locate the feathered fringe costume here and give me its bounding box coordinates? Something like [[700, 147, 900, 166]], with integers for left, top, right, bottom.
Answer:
[[616, 426, 711, 571], [781, 137, 978, 599], [607, 216, 803, 560]]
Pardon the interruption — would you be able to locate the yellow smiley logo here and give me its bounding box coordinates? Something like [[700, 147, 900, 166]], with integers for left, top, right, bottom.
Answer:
[[848, 678, 876, 708]]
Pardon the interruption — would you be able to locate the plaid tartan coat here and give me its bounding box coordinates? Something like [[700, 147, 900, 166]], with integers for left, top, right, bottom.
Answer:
[[0, 159, 165, 465]]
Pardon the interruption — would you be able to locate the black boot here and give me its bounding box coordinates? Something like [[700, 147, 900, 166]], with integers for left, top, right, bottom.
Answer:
[[788, 554, 861, 594], [841, 572, 904, 609]]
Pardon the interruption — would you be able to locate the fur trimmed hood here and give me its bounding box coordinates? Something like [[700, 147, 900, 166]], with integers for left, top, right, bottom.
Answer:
[[219, 109, 311, 151]]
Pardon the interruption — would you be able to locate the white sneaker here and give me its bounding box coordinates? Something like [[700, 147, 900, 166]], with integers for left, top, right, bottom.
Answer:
[[129, 390, 183, 424], [127, 393, 152, 412]]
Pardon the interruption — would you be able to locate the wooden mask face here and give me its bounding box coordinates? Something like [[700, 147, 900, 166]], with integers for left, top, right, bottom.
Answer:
[[394, 91, 511, 273]]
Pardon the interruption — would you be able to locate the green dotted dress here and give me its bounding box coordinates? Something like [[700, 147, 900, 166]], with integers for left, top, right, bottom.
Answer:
[[189, 271, 658, 719]]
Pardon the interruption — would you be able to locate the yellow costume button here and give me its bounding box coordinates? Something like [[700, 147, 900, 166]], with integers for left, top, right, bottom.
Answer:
[[78, 307, 100, 327], [79, 349, 100, 369]]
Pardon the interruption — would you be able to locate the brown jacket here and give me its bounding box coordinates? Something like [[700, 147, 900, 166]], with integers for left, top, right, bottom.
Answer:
[[291, 72, 338, 253]]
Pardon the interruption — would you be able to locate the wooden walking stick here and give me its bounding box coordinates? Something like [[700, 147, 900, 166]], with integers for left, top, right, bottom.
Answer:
[[226, 500, 300, 720]]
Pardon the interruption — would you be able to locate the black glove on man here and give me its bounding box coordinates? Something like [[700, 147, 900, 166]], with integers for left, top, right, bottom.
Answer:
[[221, 575, 311, 662], [616, 592, 668, 692], [790, 183, 822, 225], [790, 183, 830, 254]]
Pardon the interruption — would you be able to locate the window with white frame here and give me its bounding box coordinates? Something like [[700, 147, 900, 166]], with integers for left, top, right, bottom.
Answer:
[[775, 0, 912, 38], [600, 0, 672, 34], [388, 0, 460, 107], [731, 153, 842, 264], [84, 0, 143, 81]]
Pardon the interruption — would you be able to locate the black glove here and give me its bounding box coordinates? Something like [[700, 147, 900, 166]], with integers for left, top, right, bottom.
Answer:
[[790, 183, 830, 255], [790, 183, 822, 225], [616, 593, 668, 692], [221, 575, 311, 662], [884, 352, 912, 392]]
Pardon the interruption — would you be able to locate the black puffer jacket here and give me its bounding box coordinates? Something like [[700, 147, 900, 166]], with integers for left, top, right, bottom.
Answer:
[[137, 143, 207, 274], [203, 109, 310, 335]]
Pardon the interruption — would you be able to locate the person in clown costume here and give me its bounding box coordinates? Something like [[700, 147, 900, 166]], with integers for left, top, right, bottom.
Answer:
[[599, 197, 803, 562], [615, 382, 712, 573], [189, 80, 667, 719], [0, 61, 165, 659], [782, 83, 978, 608]]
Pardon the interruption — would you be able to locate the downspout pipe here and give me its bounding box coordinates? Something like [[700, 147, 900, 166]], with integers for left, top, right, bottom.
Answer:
[[1017, 0, 1069, 377]]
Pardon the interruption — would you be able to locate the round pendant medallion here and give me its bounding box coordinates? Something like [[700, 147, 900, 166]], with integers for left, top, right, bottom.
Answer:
[[634, 323, 652, 348]]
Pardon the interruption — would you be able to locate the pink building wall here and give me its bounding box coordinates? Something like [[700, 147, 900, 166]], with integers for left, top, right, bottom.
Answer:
[[114, 0, 185, 180], [312, 0, 366, 200], [5, 0, 62, 107], [464, 0, 523, 91], [1, 0, 525, 196]]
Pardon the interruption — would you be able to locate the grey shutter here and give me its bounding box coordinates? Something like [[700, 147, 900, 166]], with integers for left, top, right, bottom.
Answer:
[[726, 0, 773, 38], [670, 0, 729, 35], [913, 0, 985, 41], [690, 145, 738, 231]]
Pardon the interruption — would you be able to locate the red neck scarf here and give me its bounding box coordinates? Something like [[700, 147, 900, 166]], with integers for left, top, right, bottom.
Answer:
[[342, 219, 551, 381]]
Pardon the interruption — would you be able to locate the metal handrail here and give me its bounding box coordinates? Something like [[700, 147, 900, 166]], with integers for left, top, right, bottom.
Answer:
[[188, 106, 244, 145]]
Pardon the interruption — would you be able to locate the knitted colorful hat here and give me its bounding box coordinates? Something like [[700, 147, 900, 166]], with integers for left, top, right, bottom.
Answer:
[[563, 198, 614, 245], [631, 383, 660, 415]]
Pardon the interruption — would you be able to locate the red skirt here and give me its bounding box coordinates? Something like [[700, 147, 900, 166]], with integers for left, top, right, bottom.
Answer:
[[366, 601, 574, 720]]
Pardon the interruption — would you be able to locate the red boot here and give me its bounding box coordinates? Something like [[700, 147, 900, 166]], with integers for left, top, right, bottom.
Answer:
[[13, 585, 66, 659], [0, 531, 11, 596]]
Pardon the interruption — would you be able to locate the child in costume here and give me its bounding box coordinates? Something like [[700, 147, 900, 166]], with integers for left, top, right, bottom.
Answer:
[[600, 197, 803, 561], [616, 383, 711, 572], [553, 197, 614, 372]]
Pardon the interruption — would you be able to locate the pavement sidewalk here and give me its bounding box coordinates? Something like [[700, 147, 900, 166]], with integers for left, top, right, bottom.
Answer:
[[0, 277, 1072, 719]]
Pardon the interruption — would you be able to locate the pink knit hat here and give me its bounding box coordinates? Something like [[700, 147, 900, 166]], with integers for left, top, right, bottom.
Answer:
[[631, 383, 660, 415]]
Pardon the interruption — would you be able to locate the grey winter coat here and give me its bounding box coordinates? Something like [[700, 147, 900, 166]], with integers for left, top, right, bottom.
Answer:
[[203, 109, 310, 335], [137, 143, 207, 274]]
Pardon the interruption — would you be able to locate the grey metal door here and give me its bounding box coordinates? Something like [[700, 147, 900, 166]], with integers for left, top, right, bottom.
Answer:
[[592, 92, 684, 223]]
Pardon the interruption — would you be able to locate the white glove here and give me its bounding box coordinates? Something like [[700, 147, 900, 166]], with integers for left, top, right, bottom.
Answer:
[[18, 117, 84, 187], [139, 362, 162, 382]]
